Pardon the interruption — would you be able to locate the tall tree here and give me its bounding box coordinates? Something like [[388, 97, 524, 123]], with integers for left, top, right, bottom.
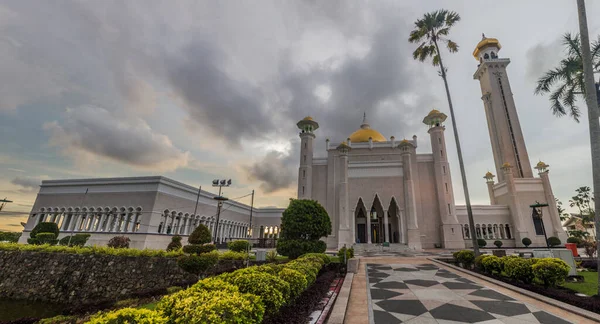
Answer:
[[536, 0, 600, 293], [409, 10, 479, 255]]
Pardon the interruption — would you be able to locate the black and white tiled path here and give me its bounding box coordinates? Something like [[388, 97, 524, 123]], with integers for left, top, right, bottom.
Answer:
[[366, 263, 572, 324]]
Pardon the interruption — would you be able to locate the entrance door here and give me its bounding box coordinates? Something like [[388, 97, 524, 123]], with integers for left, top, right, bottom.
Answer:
[[357, 224, 366, 243]]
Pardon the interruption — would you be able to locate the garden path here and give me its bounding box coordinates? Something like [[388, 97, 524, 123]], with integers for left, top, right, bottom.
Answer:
[[345, 256, 594, 324]]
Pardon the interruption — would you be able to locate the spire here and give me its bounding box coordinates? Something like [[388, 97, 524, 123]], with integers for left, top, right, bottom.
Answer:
[[482, 33, 486, 40], [361, 111, 370, 129]]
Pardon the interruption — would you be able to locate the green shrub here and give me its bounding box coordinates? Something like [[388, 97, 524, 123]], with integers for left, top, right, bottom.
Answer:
[[220, 270, 291, 314], [166, 236, 182, 252], [266, 250, 278, 262], [532, 258, 570, 287], [452, 251, 460, 263], [522, 237, 532, 247], [157, 288, 263, 324], [474, 254, 491, 270], [504, 258, 535, 283], [30, 222, 59, 240], [59, 234, 91, 247], [301, 253, 331, 265], [219, 251, 248, 260], [284, 258, 321, 285], [477, 239, 487, 248], [253, 263, 285, 275], [0, 232, 21, 243], [190, 277, 239, 293], [481, 255, 502, 274], [277, 239, 305, 259], [166, 286, 183, 294], [456, 250, 475, 268], [499, 255, 519, 272], [228, 240, 250, 252], [279, 268, 308, 300], [188, 224, 211, 244], [35, 232, 58, 245], [567, 237, 581, 245], [0, 242, 184, 258], [494, 240, 503, 248], [177, 251, 219, 275], [182, 243, 216, 254], [337, 247, 354, 262], [310, 240, 327, 253], [547, 236, 561, 247], [107, 236, 130, 248], [86, 307, 167, 324]]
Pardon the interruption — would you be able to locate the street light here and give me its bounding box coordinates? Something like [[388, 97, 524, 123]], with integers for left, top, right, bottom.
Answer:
[[530, 201, 550, 249], [212, 179, 231, 244]]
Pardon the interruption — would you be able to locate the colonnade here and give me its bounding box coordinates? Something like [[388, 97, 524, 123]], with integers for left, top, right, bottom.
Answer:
[[158, 209, 251, 243], [462, 223, 513, 240], [34, 206, 142, 233]]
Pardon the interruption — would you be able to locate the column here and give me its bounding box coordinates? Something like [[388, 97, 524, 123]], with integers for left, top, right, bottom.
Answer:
[[168, 213, 175, 234], [366, 211, 372, 244], [129, 213, 137, 232], [383, 209, 389, 243], [502, 163, 526, 245], [537, 165, 568, 241], [59, 214, 69, 231], [400, 140, 422, 250], [336, 142, 352, 247]]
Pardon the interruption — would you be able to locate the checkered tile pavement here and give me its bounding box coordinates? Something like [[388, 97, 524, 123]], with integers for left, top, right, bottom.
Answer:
[[367, 263, 571, 324]]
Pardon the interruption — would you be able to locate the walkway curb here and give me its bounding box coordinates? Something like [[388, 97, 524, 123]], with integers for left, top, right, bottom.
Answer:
[[429, 258, 600, 322], [326, 272, 354, 324]]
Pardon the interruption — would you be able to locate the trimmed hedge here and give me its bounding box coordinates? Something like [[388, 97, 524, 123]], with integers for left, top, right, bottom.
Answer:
[[477, 239, 487, 248], [547, 236, 561, 247], [522, 237, 532, 247], [177, 251, 219, 275], [481, 255, 502, 274], [35, 232, 58, 245], [532, 258, 570, 287], [337, 247, 354, 262], [59, 234, 91, 247], [107, 236, 130, 249], [277, 239, 327, 259], [166, 236, 182, 251], [454, 250, 475, 268], [188, 224, 211, 244], [182, 243, 216, 254], [219, 251, 248, 260], [228, 240, 250, 252], [0, 242, 185, 257], [87, 307, 167, 323], [219, 270, 291, 314], [30, 222, 60, 240]]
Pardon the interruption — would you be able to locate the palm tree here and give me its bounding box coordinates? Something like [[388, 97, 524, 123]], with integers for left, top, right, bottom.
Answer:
[[409, 10, 479, 255]]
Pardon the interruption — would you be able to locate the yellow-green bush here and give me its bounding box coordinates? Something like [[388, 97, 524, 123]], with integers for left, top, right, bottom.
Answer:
[[190, 277, 238, 293], [219, 251, 248, 260], [86, 308, 167, 324], [0, 242, 184, 257], [284, 259, 320, 285], [279, 268, 308, 299], [157, 289, 264, 324], [301, 253, 331, 265], [474, 254, 491, 270], [532, 258, 570, 287], [504, 258, 535, 283], [227, 240, 250, 252], [219, 271, 291, 314], [38, 315, 77, 324], [481, 255, 502, 274]]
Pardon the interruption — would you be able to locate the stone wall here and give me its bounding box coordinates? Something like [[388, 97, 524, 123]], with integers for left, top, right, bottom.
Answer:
[[0, 251, 198, 305]]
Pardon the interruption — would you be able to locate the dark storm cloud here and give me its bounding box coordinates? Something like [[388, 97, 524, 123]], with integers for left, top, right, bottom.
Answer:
[[244, 150, 298, 193]]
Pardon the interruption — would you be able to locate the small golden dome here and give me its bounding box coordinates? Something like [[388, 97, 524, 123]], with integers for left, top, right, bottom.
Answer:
[[400, 139, 410, 144], [348, 113, 386, 143], [303, 116, 314, 121], [536, 161, 546, 168], [473, 35, 501, 60], [501, 162, 512, 168], [484, 171, 494, 178], [428, 109, 441, 115]]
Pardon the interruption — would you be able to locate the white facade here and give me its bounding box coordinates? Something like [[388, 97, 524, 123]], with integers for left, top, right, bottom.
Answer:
[[19, 176, 283, 249]]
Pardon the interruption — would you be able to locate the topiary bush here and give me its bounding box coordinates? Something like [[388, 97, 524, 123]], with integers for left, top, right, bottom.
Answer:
[[34, 232, 58, 245], [182, 243, 216, 255], [277, 199, 331, 259], [494, 240, 503, 248], [59, 234, 91, 247], [86, 307, 167, 324], [107, 236, 130, 248], [0, 232, 22, 243], [481, 255, 502, 274], [522, 237, 532, 247], [30, 222, 60, 240], [166, 235, 182, 251], [188, 224, 211, 244], [477, 239, 487, 248], [456, 250, 475, 268], [567, 236, 581, 245], [547, 236, 561, 247], [532, 258, 570, 287], [157, 288, 264, 324], [228, 240, 250, 252], [177, 251, 219, 276]]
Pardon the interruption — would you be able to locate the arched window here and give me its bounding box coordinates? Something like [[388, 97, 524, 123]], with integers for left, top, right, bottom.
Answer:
[[488, 225, 493, 239], [491, 51, 497, 59], [505, 225, 512, 239], [476, 224, 482, 239], [463, 224, 470, 239], [493, 224, 498, 239], [259, 226, 264, 239], [532, 214, 544, 235], [484, 53, 490, 59]]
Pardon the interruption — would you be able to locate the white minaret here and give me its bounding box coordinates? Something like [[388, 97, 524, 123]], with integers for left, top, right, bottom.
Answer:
[[423, 110, 465, 249], [473, 34, 533, 182], [297, 116, 319, 199]]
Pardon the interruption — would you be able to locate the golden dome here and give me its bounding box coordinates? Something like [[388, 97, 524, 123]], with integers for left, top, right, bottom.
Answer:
[[428, 109, 441, 115], [484, 171, 494, 178], [348, 113, 386, 143], [303, 116, 314, 121], [473, 35, 501, 60], [536, 161, 546, 168], [501, 162, 512, 168]]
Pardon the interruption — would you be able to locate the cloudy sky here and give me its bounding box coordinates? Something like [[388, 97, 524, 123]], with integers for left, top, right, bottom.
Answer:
[[0, 0, 598, 231]]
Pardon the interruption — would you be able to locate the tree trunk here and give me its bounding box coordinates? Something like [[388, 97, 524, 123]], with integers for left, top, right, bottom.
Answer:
[[433, 39, 480, 256], [576, 0, 600, 295]]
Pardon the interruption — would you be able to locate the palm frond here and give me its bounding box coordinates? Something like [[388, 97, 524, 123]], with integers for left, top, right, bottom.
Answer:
[[444, 11, 461, 27], [563, 33, 581, 59], [549, 82, 569, 118], [590, 35, 600, 72], [535, 67, 566, 94], [446, 40, 459, 53], [432, 54, 440, 66], [563, 83, 581, 122]]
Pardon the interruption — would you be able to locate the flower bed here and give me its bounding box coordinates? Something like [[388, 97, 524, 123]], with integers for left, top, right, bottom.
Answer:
[[447, 250, 600, 315], [85, 253, 332, 323]]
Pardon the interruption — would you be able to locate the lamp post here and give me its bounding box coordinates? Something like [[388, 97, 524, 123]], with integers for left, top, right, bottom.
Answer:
[[530, 201, 550, 249], [212, 179, 231, 244]]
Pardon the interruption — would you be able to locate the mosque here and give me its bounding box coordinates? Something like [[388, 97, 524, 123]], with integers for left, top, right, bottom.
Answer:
[[18, 37, 567, 250], [296, 36, 567, 249]]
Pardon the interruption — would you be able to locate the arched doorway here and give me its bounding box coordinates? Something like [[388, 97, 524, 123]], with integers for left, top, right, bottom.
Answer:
[[369, 195, 385, 244], [354, 198, 367, 243]]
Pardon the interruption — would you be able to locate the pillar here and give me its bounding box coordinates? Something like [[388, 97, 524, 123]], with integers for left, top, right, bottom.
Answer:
[[336, 142, 352, 247], [536, 163, 568, 242], [383, 209, 389, 243], [366, 211, 372, 244], [399, 140, 422, 250], [297, 117, 319, 199], [502, 163, 527, 245]]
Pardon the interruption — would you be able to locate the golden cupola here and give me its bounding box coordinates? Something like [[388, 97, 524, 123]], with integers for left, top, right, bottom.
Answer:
[[348, 113, 387, 143], [473, 33, 501, 60]]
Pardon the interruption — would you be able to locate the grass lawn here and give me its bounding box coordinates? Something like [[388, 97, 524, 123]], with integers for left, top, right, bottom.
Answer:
[[563, 271, 598, 296]]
